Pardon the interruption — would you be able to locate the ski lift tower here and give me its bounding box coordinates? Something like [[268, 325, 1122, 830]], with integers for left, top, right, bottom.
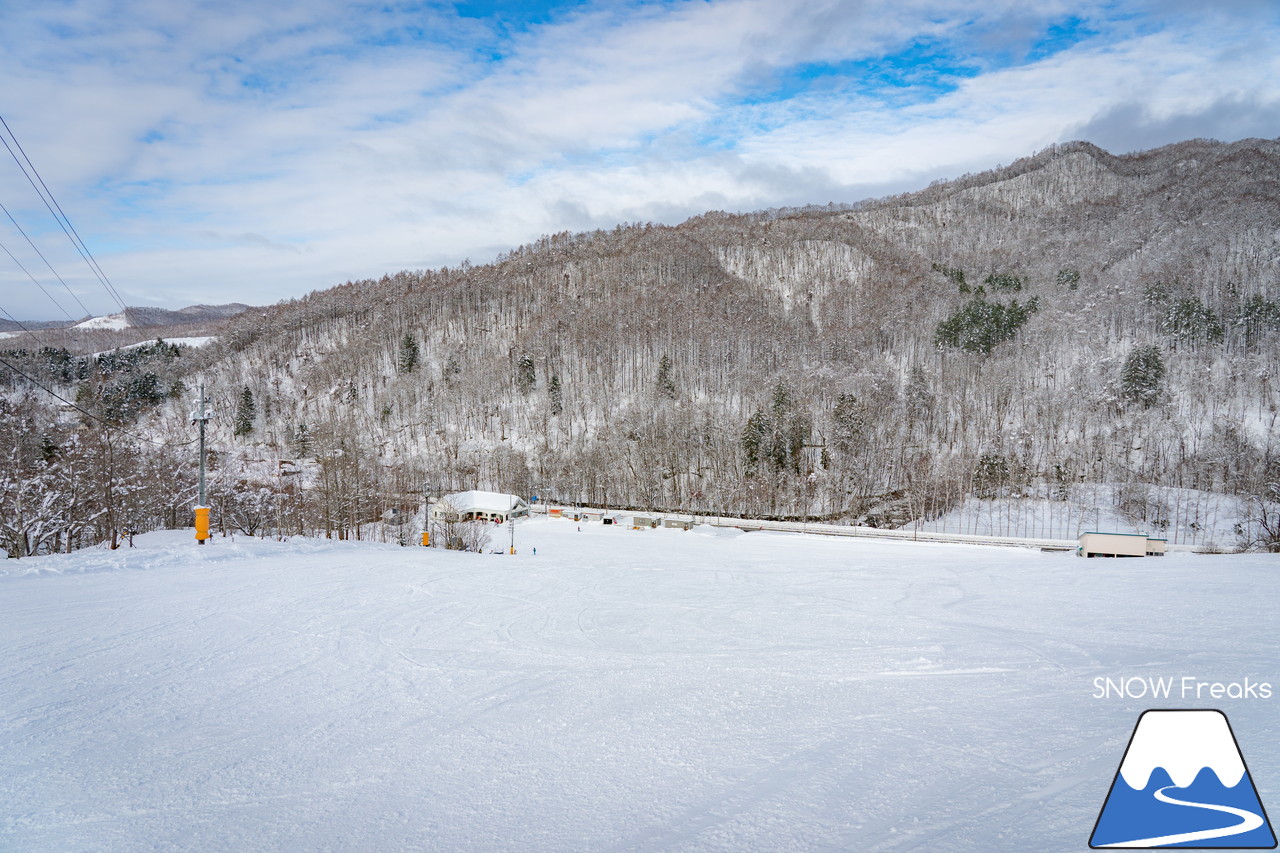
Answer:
[[190, 384, 215, 544]]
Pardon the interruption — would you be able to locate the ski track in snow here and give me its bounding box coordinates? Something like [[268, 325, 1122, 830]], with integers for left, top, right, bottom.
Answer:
[[1, 521, 1276, 852]]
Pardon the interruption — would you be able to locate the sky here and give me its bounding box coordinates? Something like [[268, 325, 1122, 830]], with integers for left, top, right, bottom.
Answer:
[[0, 0, 1278, 321]]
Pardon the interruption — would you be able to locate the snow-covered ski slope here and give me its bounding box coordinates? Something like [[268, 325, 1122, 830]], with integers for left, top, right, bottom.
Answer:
[[2, 520, 1276, 852]]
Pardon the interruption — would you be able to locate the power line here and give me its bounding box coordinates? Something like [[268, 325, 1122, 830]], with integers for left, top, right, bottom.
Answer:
[[0, 115, 128, 312], [0, 201, 92, 319], [0, 351, 199, 448], [0, 118, 125, 311], [0, 298, 53, 349], [0, 299, 202, 450], [0, 234, 78, 323]]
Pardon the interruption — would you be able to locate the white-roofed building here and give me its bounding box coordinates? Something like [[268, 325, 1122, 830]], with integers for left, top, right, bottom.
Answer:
[[429, 490, 529, 524]]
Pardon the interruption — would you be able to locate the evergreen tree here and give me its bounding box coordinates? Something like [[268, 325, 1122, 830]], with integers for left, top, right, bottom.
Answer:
[[292, 422, 314, 457], [983, 272, 1023, 292], [931, 263, 967, 290], [397, 332, 419, 374], [234, 386, 257, 437], [1237, 294, 1280, 347], [516, 354, 536, 394], [96, 372, 166, 424], [905, 365, 934, 425], [1143, 281, 1172, 304], [742, 385, 810, 476], [1161, 298, 1223, 346], [656, 353, 677, 399], [444, 354, 462, 388], [548, 374, 563, 415], [741, 410, 766, 473], [973, 453, 1011, 499], [1120, 345, 1165, 407], [831, 393, 864, 456], [935, 295, 1038, 354]]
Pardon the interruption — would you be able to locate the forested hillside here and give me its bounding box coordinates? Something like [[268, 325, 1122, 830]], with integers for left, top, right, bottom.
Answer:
[[4, 137, 1279, 553]]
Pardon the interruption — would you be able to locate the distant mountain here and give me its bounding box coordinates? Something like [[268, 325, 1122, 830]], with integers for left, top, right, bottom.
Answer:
[[6, 138, 1278, 544], [183, 136, 1278, 529], [0, 318, 73, 333], [2, 303, 252, 333], [122, 303, 252, 328]]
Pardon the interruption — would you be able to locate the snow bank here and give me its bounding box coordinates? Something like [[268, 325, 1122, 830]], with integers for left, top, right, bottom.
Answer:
[[0, 529, 372, 577], [689, 523, 745, 538]]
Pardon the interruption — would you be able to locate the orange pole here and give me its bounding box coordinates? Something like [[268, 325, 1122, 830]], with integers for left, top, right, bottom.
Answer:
[[194, 506, 210, 543]]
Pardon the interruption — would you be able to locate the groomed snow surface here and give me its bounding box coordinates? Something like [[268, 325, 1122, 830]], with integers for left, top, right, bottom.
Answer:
[[2, 520, 1276, 852]]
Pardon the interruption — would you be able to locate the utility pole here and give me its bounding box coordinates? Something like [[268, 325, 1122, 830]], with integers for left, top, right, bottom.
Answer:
[[192, 384, 213, 544]]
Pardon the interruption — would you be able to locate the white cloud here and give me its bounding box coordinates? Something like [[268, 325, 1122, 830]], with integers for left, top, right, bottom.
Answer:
[[0, 0, 1276, 319]]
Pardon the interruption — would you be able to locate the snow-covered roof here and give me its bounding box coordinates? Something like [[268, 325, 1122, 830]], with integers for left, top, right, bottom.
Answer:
[[438, 490, 527, 513]]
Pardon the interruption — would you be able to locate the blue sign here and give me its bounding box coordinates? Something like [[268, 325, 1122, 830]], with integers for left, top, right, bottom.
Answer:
[[1091, 710, 1275, 848]]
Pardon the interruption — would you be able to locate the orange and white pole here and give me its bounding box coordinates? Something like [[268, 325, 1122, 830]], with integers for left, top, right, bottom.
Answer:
[[192, 383, 212, 544]]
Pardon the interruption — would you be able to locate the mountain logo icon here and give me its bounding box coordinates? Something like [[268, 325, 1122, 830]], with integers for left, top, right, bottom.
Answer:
[[1091, 709, 1277, 848]]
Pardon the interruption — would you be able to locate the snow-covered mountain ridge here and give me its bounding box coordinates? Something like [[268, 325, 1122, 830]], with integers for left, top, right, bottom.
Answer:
[[2, 137, 1278, 554], [186, 137, 1278, 536]]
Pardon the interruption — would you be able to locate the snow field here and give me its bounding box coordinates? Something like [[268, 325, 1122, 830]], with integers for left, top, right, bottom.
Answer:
[[1, 520, 1277, 851], [92, 336, 217, 357], [73, 313, 130, 331]]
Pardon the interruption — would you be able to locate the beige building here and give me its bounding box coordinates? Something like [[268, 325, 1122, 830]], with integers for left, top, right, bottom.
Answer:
[[1077, 531, 1166, 558]]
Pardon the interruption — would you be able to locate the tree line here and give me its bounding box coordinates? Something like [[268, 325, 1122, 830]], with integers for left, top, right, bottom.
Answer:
[[3, 137, 1279, 553]]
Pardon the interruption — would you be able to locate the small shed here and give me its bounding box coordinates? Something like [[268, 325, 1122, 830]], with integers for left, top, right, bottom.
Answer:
[[662, 518, 692, 530], [1078, 531, 1149, 558], [631, 515, 658, 529], [1145, 537, 1167, 556]]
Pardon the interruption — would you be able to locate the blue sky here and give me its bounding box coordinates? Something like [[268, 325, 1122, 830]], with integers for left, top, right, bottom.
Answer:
[[0, 0, 1277, 320]]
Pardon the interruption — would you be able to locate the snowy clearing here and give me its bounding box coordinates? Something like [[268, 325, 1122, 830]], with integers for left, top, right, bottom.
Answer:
[[1, 520, 1276, 851], [91, 336, 217, 357], [73, 313, 130, 330]]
